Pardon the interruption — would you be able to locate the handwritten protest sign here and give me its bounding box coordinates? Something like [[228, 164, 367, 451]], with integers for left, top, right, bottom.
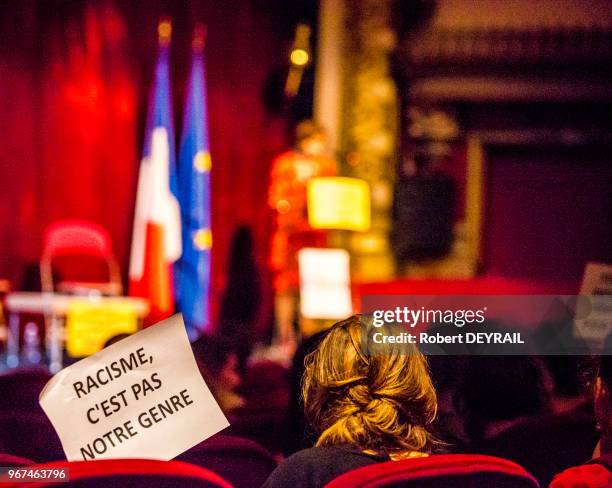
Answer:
[[39, 315, 228, 461], [575, 262, 612, 344]]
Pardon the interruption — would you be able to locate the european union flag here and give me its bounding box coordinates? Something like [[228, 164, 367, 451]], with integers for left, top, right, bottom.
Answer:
[[176, 26, 212, 338]]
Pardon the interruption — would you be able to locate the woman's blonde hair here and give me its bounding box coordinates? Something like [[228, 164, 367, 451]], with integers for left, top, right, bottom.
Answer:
[[302, 315, 438, 454]]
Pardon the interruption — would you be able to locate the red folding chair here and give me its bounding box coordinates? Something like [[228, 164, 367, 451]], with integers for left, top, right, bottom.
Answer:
[[177, 434, 277, 488], [324, 454, 540, 488], [1, 459, 233, 488], [40, 219, 122, 295]]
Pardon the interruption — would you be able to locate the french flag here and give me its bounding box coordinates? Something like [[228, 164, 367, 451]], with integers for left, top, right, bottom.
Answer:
[[129, 19, 181, 323]]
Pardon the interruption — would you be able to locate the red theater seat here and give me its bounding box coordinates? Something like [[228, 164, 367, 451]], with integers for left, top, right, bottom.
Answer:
[[227, 411, 288, 455], [0, 453, 34, 466], [473, 412, 598, 486], [550, 461, 612, 488], [2, 459, 233, 488], [177, 434, 277, 488], [324, 454, 539, 488]]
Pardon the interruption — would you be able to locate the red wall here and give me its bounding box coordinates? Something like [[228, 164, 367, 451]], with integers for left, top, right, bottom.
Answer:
[[0, 0, 291, 329], [484, 146, 611, 287]]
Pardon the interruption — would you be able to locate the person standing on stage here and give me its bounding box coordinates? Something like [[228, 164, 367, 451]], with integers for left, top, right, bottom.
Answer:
[[268, 120, 337, 348]]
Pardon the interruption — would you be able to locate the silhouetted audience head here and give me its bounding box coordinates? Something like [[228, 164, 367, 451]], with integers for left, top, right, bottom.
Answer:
[[286, 329, 328, 453], [549, 334, 612, 487], [533, 319, 591, 414], [302, 315, 438, 454], [218, 225, 260, 328], [455, 355, 549, 443], [192, 334, 244, 415], [218, 225, 261, 370]]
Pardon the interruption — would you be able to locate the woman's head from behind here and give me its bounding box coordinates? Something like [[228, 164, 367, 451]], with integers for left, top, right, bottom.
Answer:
[[454, 355, 549, 443], [302, 315, 438, 454]]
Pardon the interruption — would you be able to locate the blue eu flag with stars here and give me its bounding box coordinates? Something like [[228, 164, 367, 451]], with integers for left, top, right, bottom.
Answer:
[[176, 26, 212, 338]]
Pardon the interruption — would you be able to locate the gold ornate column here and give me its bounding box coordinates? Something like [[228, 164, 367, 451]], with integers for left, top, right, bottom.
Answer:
[[341, 0, 398, 281]]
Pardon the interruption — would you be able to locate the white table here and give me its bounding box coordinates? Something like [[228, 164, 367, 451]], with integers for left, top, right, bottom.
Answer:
[[4, 292, 149, 372]]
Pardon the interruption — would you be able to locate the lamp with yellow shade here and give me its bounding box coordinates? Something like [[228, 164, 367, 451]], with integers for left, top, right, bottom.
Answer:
[[307, 176, 371, 232]]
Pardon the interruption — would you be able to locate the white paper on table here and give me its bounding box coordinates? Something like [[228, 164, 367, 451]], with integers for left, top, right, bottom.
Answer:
[[299, 247, 352, 319], [39, 314, 228, 461]]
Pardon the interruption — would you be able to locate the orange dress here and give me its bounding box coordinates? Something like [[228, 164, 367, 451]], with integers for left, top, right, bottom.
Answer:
[[268, 150, 337, 293]]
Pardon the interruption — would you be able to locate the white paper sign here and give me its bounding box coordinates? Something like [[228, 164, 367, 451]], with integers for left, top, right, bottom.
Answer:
[[575, 262, 612, 344], [299, 248, 352, 319], [579, 262, 612, 296], [39, 314, 228, 461]]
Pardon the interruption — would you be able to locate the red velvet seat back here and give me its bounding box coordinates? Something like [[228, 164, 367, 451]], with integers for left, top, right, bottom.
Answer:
[[325, 454, 539, 488], [177, 434, 276, 488], [0, 453, 34, 466], [474, 412, 598, 486]]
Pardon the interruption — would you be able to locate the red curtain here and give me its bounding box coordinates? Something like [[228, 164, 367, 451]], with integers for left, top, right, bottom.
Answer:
[[0, 0, 289, 331]]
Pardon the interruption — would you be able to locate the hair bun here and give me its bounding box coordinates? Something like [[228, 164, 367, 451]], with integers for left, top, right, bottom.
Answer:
[[303, 315, 438, 453], [347, 382, 370, 406]]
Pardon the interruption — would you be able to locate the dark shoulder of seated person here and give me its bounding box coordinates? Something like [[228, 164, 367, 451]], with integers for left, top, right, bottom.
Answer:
[[263, 444, 388, 488], [264, 315, 438, 488]]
